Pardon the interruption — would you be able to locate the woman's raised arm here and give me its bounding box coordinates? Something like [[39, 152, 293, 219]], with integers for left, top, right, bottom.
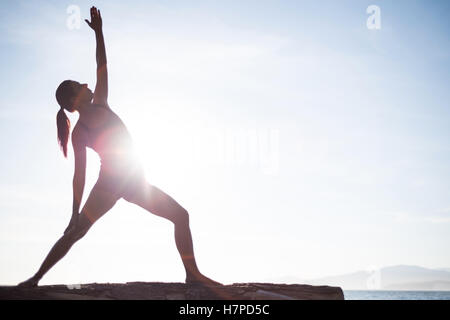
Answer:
[[85, 6, 108, 105]]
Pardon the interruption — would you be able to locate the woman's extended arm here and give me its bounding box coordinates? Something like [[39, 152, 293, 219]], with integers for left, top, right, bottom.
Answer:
[[72, 142, 86, 217], [85, 6, 108, 105], [64, 130, 87, 234]]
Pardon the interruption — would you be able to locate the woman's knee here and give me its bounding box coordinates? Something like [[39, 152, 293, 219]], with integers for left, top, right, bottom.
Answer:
[[65, 216, 92, 242], [172, 208, 189, 225], [66, 225, 90, 242]]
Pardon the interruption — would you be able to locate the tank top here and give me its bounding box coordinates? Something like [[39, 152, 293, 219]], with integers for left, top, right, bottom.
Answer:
[[77, 104, 139, 173]]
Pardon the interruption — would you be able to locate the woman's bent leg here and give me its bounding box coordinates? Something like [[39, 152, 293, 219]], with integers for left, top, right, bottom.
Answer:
[[123, 183, 221, 286], [18, 187, 119, 287]]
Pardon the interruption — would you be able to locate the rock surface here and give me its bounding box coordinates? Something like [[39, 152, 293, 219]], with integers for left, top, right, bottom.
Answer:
[[0, 282, 344, 300]]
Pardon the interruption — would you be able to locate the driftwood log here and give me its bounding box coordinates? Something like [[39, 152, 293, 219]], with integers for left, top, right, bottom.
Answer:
[[0, 282, 344, 300]]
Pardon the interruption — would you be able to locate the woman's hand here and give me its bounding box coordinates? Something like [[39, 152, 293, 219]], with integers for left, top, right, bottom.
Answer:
[[64, 214, 79, 235], [85, 6, 102, 32]]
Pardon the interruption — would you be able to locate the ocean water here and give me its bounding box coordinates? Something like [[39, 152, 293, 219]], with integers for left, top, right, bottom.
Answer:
[[344, 290, 450, 300]]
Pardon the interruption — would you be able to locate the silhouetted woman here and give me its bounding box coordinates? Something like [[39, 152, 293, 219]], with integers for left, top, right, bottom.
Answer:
[[18, 7, 220, 287]]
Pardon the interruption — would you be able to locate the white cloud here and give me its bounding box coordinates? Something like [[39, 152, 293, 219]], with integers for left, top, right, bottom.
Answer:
[[0, 184, 69, 213], [388, 210, 450, 224]]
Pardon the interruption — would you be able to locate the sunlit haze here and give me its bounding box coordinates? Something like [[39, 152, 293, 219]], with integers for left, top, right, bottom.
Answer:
[[1, 0, 449, 286]]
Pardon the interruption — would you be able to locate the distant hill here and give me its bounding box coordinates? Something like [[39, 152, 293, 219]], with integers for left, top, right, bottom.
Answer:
[[383, 281, 450, 291], [268, 266, 450, 290], [305, 265, 450, 290]]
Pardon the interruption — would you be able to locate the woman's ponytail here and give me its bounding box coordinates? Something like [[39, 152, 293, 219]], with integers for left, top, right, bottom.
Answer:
[[56, 108, 71, 158]]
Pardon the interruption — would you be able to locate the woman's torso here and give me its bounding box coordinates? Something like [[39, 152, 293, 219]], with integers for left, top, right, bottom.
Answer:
[[75, 104, 140, 173]]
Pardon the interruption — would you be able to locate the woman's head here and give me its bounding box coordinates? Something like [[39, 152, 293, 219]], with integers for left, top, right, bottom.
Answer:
[[55, 80, 92, 158], [55, 80, 93, 112]]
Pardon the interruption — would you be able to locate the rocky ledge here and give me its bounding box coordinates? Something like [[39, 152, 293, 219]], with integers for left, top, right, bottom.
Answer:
[[0, 282, 344, 300]]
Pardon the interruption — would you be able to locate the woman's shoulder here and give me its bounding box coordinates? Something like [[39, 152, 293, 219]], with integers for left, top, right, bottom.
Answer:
[[72, 121, 90, 146], [73, 119, 89, 131]]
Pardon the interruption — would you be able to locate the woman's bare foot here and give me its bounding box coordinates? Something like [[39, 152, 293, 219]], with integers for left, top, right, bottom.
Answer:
[[17, 276, 40, 288], [186, 273, 222, 286]]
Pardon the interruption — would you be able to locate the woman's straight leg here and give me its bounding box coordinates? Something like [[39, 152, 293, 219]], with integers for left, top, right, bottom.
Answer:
[[18, 186, 119, 287]]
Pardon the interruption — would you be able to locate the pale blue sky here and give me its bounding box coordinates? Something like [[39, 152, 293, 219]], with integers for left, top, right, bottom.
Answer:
[[0, 0, 449, 285]]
